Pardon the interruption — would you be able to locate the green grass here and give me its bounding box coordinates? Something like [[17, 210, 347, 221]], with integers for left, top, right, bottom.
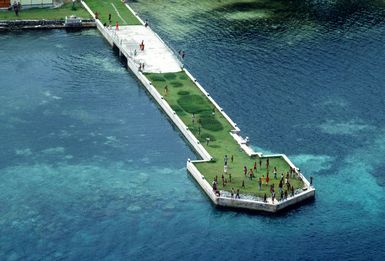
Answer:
[[146, 71, 304, 198], [0, 3, 91, 20], [84, 0, 141, 25]]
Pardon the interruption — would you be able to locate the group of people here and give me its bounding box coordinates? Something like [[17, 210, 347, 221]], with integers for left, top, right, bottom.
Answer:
[[212, 155, 301, 203], [212, 155, 235, 197], [138, 63, 145, 71], [267, 176, 296, 203]]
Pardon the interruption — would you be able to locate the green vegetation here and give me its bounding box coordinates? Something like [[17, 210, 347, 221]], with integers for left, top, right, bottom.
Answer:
[[0, 3, 90, 20], [84, 0, 141, 25], [146, 71, 304, 198], [177, 94, 211, 114]]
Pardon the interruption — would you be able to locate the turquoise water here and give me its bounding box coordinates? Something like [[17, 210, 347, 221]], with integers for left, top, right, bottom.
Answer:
[[1, 1, 385, 259]]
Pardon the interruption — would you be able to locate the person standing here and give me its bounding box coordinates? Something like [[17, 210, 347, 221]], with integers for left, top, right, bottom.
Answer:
[[13, 1, 19, 16], [108, 13, 112, 24], [115, 21, 119, 30]]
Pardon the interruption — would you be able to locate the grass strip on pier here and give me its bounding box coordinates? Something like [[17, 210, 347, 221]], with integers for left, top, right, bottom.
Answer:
[[0, 3, 90, 20], [84, 0, 141, 25], [146, 71, 304, 198]]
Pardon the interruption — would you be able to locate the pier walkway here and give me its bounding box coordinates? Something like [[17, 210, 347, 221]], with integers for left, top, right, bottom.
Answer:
[[106, 25, 183, 73], [109, 25, 182, 73]]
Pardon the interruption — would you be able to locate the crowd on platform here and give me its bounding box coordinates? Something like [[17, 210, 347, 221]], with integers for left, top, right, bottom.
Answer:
[[212, 154, 304, 203]]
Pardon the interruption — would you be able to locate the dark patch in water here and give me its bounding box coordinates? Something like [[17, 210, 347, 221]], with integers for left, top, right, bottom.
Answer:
[[206, 0, 385, 33], [371, 164, 385, 187]]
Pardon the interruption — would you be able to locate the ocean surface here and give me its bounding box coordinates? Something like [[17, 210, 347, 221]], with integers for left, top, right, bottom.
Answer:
[[1, 0, 385, 259]]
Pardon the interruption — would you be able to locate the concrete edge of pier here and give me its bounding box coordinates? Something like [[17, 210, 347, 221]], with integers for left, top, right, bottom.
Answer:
[[0, 18, 95, 30], [81, 0, 315, 213]]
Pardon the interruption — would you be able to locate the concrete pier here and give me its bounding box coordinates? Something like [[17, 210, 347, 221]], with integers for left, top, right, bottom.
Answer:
[[81, 1, 315, 213]]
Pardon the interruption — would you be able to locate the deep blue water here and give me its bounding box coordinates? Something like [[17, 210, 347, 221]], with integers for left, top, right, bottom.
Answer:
[[1, 1, 385, 260]]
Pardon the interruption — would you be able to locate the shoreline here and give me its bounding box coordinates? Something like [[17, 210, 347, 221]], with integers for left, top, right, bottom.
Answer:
[[0, 18, 95, 30]]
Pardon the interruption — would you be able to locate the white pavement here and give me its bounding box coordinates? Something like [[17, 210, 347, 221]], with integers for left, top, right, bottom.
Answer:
[[111, 25, 182, 73]]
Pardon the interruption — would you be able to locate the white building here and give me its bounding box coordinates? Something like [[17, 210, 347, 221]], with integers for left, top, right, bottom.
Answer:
[[0, 0, 54, 9]]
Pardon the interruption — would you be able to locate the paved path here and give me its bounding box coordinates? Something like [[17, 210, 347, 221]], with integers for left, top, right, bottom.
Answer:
[[111, 25, 182, 73]]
